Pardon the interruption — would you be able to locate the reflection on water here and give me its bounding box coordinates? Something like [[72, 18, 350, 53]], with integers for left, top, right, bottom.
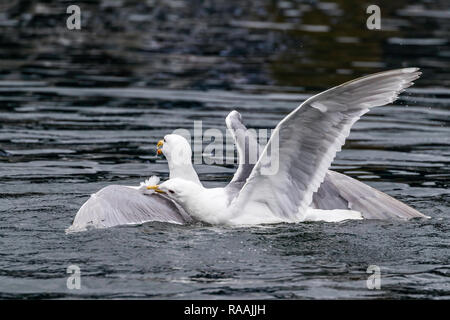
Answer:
[[0, 0, 449, 299]]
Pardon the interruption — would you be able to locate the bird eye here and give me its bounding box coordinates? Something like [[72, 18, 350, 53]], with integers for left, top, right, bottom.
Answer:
[[168, 189, 175, 194]]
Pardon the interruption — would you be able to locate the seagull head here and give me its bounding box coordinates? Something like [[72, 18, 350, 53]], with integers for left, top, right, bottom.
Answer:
[[148, 178, 231, 224], [148, 178, 201, 206], [156, 134, 192, 166]]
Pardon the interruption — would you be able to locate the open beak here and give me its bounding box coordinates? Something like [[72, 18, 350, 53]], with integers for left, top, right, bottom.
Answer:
[[156, 140, 164, 155], [147, 185, 165, 194]]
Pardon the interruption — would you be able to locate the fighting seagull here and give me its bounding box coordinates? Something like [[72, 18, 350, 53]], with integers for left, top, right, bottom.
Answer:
[[67, 68, 428, 231], [149, 68, 429, 225]]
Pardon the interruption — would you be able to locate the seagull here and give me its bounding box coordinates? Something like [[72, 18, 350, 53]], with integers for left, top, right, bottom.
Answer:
[[67, 111, 263, 232], [149, 68, 429, 225], [66, 176, 193, 233]]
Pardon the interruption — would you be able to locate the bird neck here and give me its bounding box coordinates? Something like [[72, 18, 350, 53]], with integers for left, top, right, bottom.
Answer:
[[168, 161, 201, 186]]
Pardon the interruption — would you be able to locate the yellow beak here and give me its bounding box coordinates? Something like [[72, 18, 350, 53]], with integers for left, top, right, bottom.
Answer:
[[147, 185, 165, 194], [156, 140, 164, 156]]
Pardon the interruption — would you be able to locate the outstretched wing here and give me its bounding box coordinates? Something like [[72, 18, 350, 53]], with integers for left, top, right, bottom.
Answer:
[[66, 185, 192, 233], [232, 68, 422, 220], [313, 170, 428, 220], [225, 110, 261, 188]]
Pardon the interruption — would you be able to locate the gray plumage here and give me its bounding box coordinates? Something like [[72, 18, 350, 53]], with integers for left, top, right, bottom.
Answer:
[[223, 108, 426, 220], [66, 185, 192, 233], [231, 68, 425, 220], [313, 171, 427, 220], [224, 110, 261, 200]]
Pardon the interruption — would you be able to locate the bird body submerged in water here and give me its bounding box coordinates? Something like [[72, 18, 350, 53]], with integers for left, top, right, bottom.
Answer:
[[67, 68, 428, 232]]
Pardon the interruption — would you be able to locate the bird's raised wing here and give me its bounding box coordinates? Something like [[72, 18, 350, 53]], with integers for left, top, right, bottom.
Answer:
[[225, 110, 261, 186], [66, 185, 192, 233], [232, 68, 422, 220]]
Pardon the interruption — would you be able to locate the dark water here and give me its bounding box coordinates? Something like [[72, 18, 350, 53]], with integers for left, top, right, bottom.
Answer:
[[0, 0, 449, 299]]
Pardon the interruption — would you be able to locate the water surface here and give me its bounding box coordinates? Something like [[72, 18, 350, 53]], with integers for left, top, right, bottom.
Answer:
[[0, 0, 449, 299]]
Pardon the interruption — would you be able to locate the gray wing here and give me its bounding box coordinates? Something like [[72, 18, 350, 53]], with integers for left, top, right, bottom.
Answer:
[[224, 110, 426, 221], [313, 170, 428, 220], [66, 185, 192, 233], [224, 110, 261, 194], [232, 68, 422, 220]]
